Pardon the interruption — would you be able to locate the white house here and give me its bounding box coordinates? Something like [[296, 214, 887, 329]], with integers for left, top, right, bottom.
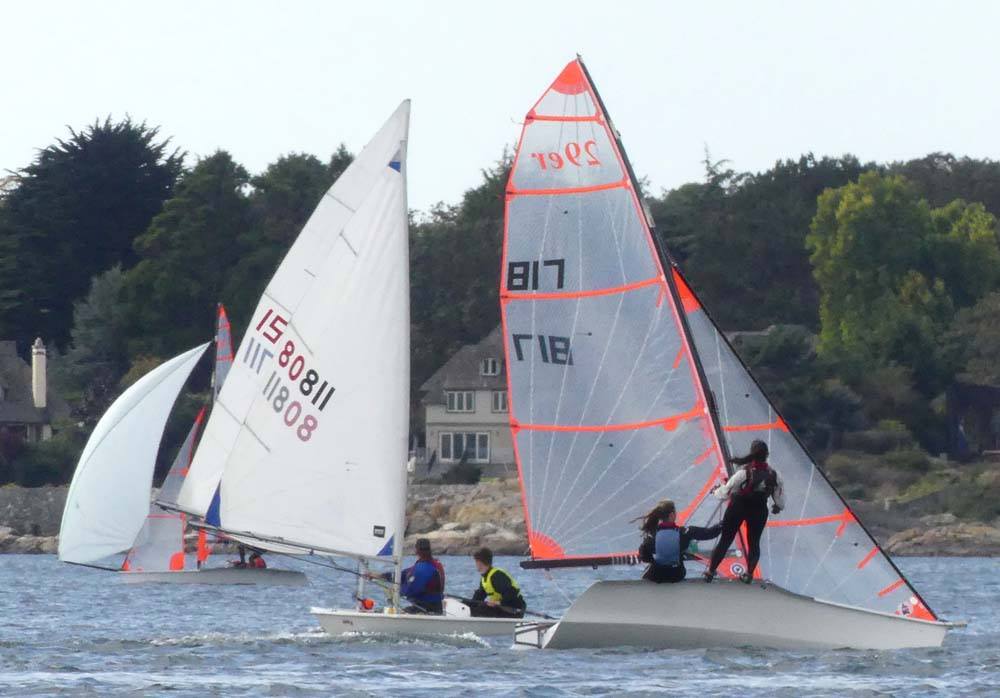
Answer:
[[419, 327, 514, 478]]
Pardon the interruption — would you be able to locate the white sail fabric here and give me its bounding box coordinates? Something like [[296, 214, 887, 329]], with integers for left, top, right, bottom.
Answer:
[[677, 271, 936, 619], [503, 61, 725, 559], [124, 406, 206, 572], [176, 102, 411, 560], [58, 344, 209, 565]]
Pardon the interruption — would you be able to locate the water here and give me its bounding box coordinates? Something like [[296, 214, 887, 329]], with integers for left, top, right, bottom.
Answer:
[[0, 555, 994, 696]]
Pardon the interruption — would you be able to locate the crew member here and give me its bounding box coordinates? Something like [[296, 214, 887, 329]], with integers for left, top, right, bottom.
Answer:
[[376, 538, 445, 614], [637, 499, 722, 583], [470, 547, 526, 618], [704, 440, 785, 584], [248, 551, 267, 569]]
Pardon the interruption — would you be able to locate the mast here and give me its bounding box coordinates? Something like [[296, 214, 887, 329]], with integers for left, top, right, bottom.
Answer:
[[577, 57, 735, 476]]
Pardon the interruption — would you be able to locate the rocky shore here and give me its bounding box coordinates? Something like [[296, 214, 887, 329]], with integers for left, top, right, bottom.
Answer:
[[2, 480, 1000, 556]]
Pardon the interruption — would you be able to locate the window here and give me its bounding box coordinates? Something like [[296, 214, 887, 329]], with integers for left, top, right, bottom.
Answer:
[[492, 390, 508, 413], [480, 358, 500, 376], [439, 432, 490, 463], [445, 390, 474, 412]]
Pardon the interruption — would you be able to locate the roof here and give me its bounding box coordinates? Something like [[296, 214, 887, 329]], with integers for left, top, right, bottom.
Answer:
[[420, 326, 506, 404], [0, 340, 66, 425]]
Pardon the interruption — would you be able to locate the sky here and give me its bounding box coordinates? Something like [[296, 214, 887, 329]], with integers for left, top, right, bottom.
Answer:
[[2, 1, 999, 213]]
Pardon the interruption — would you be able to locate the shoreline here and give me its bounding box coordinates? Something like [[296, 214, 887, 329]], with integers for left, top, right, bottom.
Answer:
[[3, 481, 999, 557]]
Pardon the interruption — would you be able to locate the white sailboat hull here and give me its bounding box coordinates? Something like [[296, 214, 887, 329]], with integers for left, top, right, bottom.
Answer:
[[119, 567, 307, 586], [514, 580, 955, 651], [310, 607, 522, 638]]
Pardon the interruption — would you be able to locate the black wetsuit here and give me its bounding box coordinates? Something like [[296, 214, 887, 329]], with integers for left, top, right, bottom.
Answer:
[[639, 522, 722, 583], [470, 567, 526, 618], [708, 463, 778, 578]]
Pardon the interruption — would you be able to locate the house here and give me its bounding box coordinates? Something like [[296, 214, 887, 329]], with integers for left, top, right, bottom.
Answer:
[[419, 327, 514, 479], [0, 338, 63, 443]]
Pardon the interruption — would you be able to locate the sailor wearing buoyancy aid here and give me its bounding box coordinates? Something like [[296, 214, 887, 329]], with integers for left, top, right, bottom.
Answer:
[[469, 547, 526, 618], [637, 500, 722, 583], [704, 440, 785, 584]]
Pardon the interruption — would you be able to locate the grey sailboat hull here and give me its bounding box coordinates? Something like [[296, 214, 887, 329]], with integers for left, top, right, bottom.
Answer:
[[119, 567, 307, 586], [514, 579, 955, 650]]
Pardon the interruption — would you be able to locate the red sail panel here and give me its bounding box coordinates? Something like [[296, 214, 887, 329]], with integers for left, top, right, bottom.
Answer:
[[502, 59, 729, 562], [214, 304, 234, 400]]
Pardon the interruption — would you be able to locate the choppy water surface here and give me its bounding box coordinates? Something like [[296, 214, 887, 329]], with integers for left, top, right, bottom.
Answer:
[[0, 555, 993, 696]]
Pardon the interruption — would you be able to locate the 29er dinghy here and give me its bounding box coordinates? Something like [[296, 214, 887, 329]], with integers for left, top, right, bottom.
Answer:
[[500, 58, 959, 650], [59, 308, 306, 586], [167, 101, 523, 637]]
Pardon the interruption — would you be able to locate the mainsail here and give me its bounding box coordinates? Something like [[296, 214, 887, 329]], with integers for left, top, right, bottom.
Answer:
[[503, 58, 936, 620], [58, 343, 209, 565], [175, 102, 411, 561]]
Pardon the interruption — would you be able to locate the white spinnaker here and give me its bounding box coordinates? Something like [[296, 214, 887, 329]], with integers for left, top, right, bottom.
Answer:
[[176, 102, 410, 560], [58, 344, 209, 565]]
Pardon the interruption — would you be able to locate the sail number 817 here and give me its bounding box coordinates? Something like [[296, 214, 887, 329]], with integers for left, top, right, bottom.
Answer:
[[512, 334, 573, 366]]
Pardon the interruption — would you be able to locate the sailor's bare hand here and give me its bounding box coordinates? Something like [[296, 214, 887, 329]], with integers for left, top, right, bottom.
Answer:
[[485, 599, 499, 606]]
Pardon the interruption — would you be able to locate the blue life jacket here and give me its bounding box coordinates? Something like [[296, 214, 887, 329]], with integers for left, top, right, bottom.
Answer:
[[653, 527, 682, 567], [399, 559, 444, 605]]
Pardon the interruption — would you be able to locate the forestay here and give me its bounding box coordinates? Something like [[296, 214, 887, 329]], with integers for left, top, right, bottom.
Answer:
[[176, 102, 411, 560], [505, 59, 937, 622], [58, 344, 209, 565], [502, 60, 727, 562]]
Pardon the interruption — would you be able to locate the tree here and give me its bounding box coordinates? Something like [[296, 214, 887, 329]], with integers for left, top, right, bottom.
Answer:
[[649, 154, 868, 330], [947, 292, 1000, 385], [58, 266, 130, 420], [808, 172, 1000, 394], [0, 118, 183, 348], [121, 151, 250, 357], [222, 149, 352, 328], [410, 157, 509, 411]]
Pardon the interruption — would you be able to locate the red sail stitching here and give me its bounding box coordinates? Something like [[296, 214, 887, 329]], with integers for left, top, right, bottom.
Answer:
[[502, 276, 662, 302]]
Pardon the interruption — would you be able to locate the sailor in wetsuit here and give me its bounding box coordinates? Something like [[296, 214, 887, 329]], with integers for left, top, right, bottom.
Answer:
[[637, 499, 722, 583], [469, 547, 526, 618], [704, 440, 785, 584]]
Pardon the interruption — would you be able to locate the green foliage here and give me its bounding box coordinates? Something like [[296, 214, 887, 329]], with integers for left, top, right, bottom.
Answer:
[[223, 150, 349, 329], [1, 420, 88, 486], [946, 292, 1000, 385], [121, 151, 252, 357], [650, 154, 867, 329], [439, 461, 482, 485], [58, 266, 129, 420], [410, 157, 509, 409], [0, 118, 182, 348], [807, 172, 1000, 396]]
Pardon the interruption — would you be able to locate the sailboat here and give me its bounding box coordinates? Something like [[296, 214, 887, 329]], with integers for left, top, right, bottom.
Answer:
[[59, 306, 306, 585], [501, 58, 959, 650], [166, 102, 519, 636]]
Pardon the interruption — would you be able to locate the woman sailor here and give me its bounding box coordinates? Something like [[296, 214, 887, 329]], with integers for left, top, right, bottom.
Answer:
[[704, 439, 785, 584], [637, 499, 722, 583]]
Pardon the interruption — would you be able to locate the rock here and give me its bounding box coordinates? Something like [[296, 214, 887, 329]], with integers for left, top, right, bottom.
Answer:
[[886, 523, 1000, 556], [0, 485, 67, 536], [406, 510, 437, 535], [440, 522, 467, 532], [481, 528, 528, 555], [919, 513, 957, 527]]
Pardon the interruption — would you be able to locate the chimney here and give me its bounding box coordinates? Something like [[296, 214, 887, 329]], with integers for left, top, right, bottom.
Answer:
[[31, 338, 46, 409]]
